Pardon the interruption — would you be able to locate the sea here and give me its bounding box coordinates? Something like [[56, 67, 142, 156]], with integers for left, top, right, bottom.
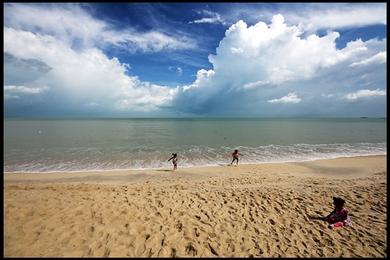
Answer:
[[4, 118, 387, 173]]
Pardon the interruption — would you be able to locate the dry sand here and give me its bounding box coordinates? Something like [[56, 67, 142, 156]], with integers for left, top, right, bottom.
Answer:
[[4, 155, 387, 257]]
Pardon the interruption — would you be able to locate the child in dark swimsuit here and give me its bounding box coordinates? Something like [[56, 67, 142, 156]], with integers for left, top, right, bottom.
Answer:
[[230, 149, 242, 165], [324, 197, 352, 229], [168, 153, 178, 170]]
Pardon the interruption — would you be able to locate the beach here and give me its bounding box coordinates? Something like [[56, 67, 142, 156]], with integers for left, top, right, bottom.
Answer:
[[4, 155, 387, 257]]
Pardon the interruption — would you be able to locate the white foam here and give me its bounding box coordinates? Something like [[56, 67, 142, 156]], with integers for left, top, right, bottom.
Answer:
[[4, 142, 387, 173]]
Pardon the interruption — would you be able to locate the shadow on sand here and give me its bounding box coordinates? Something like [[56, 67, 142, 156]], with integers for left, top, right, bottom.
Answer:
[[307, 214, 326, 221]]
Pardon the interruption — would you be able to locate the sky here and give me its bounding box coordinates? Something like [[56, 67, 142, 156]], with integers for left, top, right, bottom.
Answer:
[[3, 3, 387, 117]]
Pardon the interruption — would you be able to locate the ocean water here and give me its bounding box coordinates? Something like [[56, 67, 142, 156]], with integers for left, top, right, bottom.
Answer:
[[4, 118, 387, 173]]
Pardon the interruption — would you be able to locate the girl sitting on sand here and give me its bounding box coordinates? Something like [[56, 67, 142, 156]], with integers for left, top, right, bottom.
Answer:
[[324, 197, 352, 229], [168, 153, 178, 171]]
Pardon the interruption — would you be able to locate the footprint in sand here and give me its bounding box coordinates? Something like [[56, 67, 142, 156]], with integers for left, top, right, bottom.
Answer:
[[194, 228, 200, 237], [207, 243, 219, 256], [170, 248, 177, 257], [185, 243, 197, 256], [175, 222, 183, 232]]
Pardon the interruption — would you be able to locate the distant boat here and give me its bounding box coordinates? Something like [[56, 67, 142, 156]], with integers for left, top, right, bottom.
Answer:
[[360, 117, 368, 119]]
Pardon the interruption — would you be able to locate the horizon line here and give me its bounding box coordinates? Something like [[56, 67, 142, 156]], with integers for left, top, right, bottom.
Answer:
[[4, 116, 387, 120]]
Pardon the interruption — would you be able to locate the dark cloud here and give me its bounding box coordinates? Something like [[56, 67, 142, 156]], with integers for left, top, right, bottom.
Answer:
[[4, 53, 52, 85]]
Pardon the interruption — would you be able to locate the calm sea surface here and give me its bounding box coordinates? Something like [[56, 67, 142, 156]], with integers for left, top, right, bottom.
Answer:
[[4, 118, 387, 173]]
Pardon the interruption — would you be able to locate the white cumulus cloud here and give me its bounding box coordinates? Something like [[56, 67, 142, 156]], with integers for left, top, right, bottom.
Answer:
[[243, 80, 270, 90], [268, 92, 302, 104], [206, 15, 375, 87], [230, 3, 386, 32], [350, 51, 386, 67], [4, 26, 178, 113], [5, 85, 48, 95], [4, 85, 49, 100], [343, 89, 386, 101], [292, 4, 386, 32], [175, 14, 385, 113]]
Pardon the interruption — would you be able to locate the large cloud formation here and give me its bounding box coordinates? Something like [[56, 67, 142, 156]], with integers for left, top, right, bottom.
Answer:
[[4, 27, 178, 116], [4, 4, 387, 117], [174, 14, 386, 116]]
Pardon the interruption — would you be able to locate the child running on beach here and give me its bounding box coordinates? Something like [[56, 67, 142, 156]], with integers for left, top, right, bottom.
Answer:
[[230, 149, 242, 166], [168, 153, 178, 171], [323, 197, 352, 229]]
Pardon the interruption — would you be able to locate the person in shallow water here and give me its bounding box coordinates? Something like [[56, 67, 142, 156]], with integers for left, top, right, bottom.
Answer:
[[230, 149, 243, 166], [168, 153, 178, 170]]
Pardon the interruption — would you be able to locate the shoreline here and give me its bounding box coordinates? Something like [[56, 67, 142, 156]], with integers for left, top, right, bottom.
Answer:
[[4, 153, 386, 176], [4, 155, 387, 257]]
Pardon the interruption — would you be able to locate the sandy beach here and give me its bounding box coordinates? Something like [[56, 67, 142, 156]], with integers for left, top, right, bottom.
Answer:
[[4, 155, 387, 257]]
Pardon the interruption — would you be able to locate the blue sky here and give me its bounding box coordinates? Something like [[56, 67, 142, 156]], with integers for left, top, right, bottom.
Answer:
[[4, 3, 387, 117]]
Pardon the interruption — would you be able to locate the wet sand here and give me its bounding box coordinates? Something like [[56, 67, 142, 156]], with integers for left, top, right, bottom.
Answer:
[[4, 155, 387, 257]]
